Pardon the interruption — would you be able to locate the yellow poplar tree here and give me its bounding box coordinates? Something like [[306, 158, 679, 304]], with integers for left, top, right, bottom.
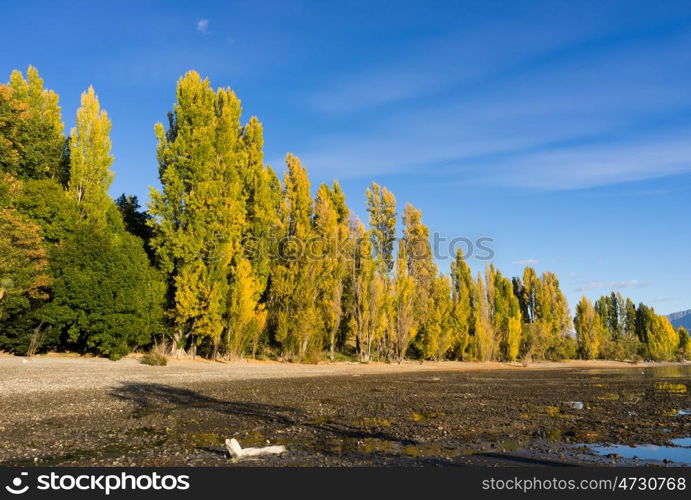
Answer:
[[423, 275, 454, 360], [490, 268, 522, 361], [269, 154, 320, 359], [393, 244, 417, 362], [575, 296, 603, 359], [450, 249, 472, 359], [8, 66, 65, 180], [647, 315, 679, 361], [68, 86, 114, 226], [314, 182, 349, 360], [473, 272, 495, 361], [402, 203, 438, 357], [365, 182, 397, 359], [238, 116, 281, 286], [225, 257, 267, 359], [149, 71, 245, 355]]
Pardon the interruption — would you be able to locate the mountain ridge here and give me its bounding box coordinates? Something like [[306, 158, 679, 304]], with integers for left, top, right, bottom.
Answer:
[[668, 309, 691, 329]]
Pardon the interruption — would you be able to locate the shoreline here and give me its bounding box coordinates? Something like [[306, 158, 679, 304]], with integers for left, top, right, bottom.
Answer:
[[0, 353, 687, 396]]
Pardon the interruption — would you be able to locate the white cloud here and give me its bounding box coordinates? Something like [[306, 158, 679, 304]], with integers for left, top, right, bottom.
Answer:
[[197, 19, 209, 33], [513, 259, 540, 266], [574, 280, 651, 292]]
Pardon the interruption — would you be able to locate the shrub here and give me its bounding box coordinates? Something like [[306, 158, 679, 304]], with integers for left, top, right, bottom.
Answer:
[[141, 351, 167, 366]]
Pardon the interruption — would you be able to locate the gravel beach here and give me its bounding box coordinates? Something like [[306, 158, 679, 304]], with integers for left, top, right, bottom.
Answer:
[[0, 355, 688, 466]]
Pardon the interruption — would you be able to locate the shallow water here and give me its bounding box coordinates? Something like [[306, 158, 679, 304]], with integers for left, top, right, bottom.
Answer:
[[587, 364, 691, 379], [588, 440, 691, 465], [670, 437, 691, 447]]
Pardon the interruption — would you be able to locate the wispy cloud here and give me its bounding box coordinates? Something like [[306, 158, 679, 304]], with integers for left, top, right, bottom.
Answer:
[[308, 8, 636, 114], [298, 15, 691, 190], [574, 280, 652, 292], [479, 133, 691, 190], [197, 19, 209, 34], [651, 297, 677, 304], [513, 259, 540, 266]]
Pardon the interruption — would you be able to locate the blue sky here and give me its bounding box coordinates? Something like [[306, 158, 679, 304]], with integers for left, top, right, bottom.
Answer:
[[2, 0, 690, 314]]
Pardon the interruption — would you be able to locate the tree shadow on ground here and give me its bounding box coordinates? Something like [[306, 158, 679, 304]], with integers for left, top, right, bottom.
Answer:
[[110, 382, 415, 445], [109, 382, 577, 466]]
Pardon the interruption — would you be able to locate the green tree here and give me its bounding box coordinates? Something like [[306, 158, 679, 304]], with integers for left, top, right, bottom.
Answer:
[[45, 225, 164, 359], [116, 194, 153, 247], [0, 178, 50, 325], [596, 293, 641, 360], [677, 327, 689, 360]]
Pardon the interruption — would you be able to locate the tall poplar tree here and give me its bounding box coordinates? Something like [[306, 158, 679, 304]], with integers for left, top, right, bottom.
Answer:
[[269, 154, 320, 359], [348, 219, 377, 361], [8, 66, 66, 180], [575, 296, 603, 359], [450, 249, 472, 359], [238, 116, 281, 286], [365, 182, 397, 358], [366, 183, 397, 275], [490, 269, 522, 361], [393, 244, 417, 362], [68, 86, 114, 226], [472, 272, 494, 361], [402, 203, 438, 357], [422, 275, 454, 360], [314, 182, 349, 360], [149, 71, 245, 355]]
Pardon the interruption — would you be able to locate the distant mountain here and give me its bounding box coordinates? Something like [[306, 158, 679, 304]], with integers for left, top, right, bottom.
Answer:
[[668, 309, 691, 330]]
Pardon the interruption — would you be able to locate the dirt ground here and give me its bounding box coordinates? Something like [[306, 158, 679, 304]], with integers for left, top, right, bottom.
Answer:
[[0, 356, 688, 466]]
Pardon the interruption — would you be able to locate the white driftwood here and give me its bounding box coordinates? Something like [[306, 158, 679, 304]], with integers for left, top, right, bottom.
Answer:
[[225, 438, 286, 459]]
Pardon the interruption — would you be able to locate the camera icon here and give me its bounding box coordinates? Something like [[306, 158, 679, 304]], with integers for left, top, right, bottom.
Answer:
[[5, 472, 29, 495]]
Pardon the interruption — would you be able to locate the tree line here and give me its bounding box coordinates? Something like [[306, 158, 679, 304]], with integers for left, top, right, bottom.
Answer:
[[0, 68, 688, 362]]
